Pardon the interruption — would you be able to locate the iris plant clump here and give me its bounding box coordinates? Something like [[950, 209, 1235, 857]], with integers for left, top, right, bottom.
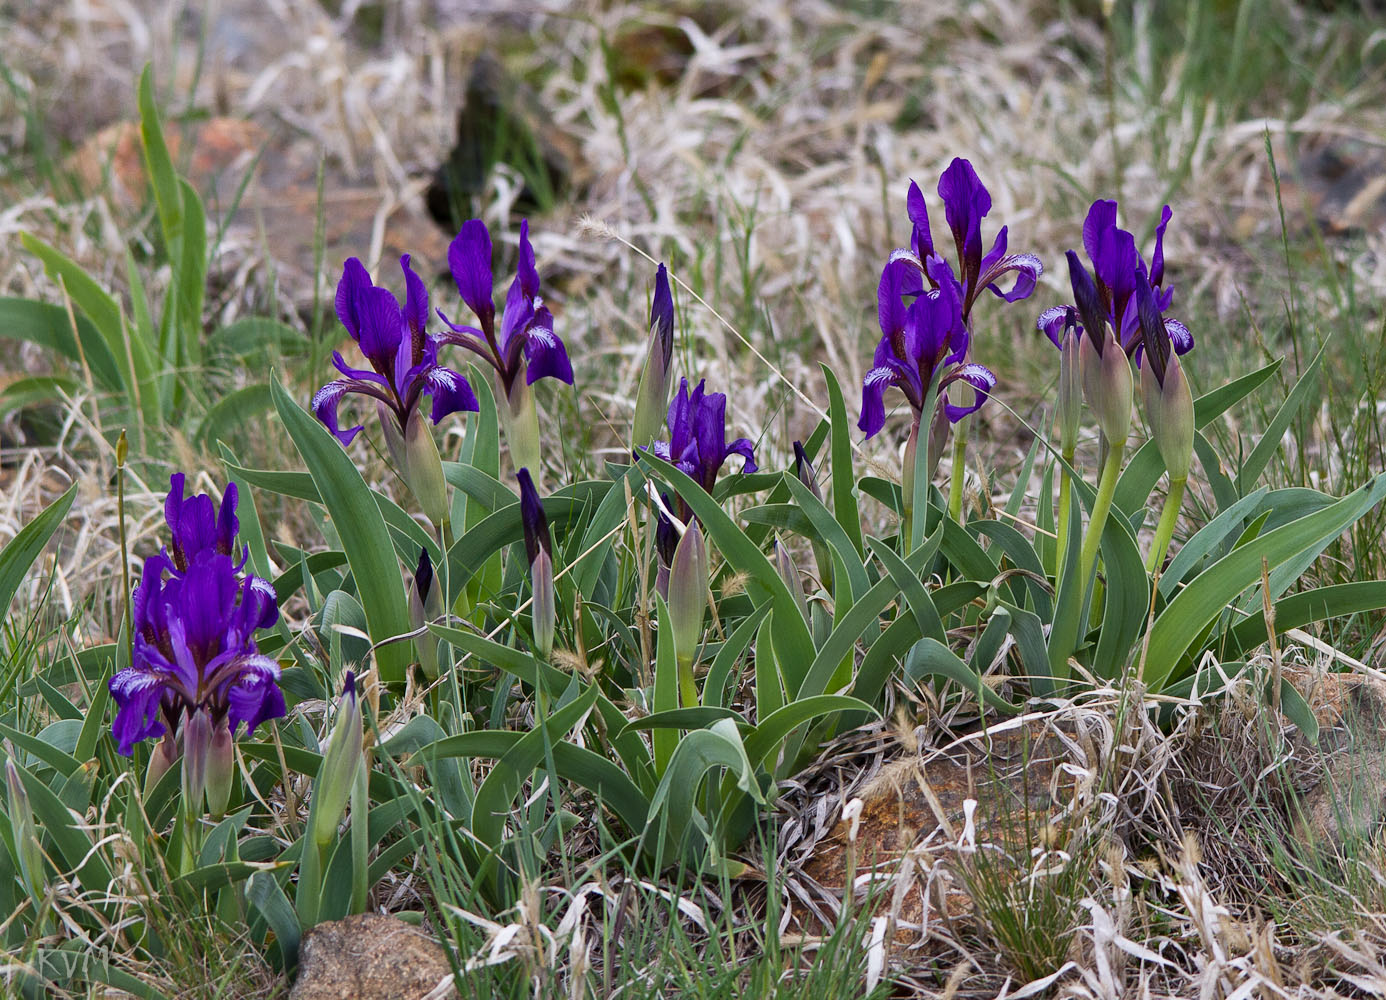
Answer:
[[312, 255, 478, 525], [108, 475, 284, 817], [859, 158, 1041, 533], [440, 219, 574, 474]]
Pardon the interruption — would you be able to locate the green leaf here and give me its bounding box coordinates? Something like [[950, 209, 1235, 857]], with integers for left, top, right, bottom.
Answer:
[[904, 637, 1023, 714], [1092, 507, 1148, 678], [1226, 581, 1386, 654], [208, 317, 310, 361], [196, 384, 273, 447], [648, 719, 762, 866], [0, 297, 120, 389], [701, 605, 767, 710], [618, 707, 742, 736], [10, 758, 112, 892], [1, 484, 75, 615], [470, 685, 599, 848], [821, 364, 864, 557], [1143, 473, 1386, 691], [742, 694, 878, 773], [247, 869, 301, 970], [1271, 675, 1319, 746], [1159, 488, 1271, 599], [783, 473, 869, 603], [270, 375, 413, 684], [867, 537, 944, 643], [652, 593, 679, 774]]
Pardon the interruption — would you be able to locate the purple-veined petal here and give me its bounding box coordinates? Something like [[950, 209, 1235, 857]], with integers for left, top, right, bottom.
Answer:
[[941, 363, 996, 422], [330, 350, 390, 390], [859, 366, 898, 437], [109, 667, 168, 755], [1067, 250, 1108, 355], [244, 575, 280, 631], [448, 220, 496, 327], [496, 274, 535, 356], [311, 379, 366, 446], [878, 257, 920, 342], [725, 437, 757, 475], [1036, 305, 1073, 349], [692, 388, 729, 489], [907, 180, 935, 261], [1165, 317, 1193, 355], [523, 307, 573, 386], [424, 365, 480, 423], [225, 655, 286, 739], [980, 248, 1044, 304], [335, 257, 373, 342]]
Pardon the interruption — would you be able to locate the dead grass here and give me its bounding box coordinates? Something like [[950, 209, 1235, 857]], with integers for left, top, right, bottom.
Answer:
[[4, 0, 1386, 996]]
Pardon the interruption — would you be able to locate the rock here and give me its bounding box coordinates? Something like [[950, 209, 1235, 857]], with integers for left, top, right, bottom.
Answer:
[[798, 722, 1079, 927], [290, 914, 456, 1000], [1290, 669, 1386, 847]]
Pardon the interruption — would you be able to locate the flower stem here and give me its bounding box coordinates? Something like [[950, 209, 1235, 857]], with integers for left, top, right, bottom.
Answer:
[[1146, 476, 1187, 574], [677, 654, 697, 709], [1054, 449, 1076, 583], [1077, 438, 1125, 601], [947, 416, 969, 524], [900, 413, 921, 555]]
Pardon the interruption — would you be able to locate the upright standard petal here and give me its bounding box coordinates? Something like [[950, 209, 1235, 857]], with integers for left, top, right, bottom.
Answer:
[[448, 220, 496, 329], [335, 257, 374, 342], [938, 158, 991, 288], [401, 253, 429, 360], [906, 180, 935, 261], [650, 263, 674, 366]]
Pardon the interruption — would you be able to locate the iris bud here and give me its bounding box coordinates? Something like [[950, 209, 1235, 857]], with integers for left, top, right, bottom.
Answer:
[[205, 726, 235, 818], [1079, 328, 1132, 448], [410, 547, 442, 679], [311, 672, 363, 849], [518, 469, 556, 660], [504, 378, 542, 477], [667, 520, 708, 665], [182, 708, 213, 812], [145, 733, 179, 795], [402, 411, 449, 528], [632, 263, 675, 448], [1136, 273, 1195, 482], [774, 538, 810, 623], [793, 441, 823, 502]]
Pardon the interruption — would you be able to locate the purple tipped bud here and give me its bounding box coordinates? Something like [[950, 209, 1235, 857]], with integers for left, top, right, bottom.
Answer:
[[792, 441, 823, 502], [1066, 251, 1109, 357], [311, 672, 363, 849], [414, 547, 434, 608], [517, 468, 552, 566], [530, 547, 556, 660], [632, 264, 677, 447], [667, 520, 708, 665], [654, 492, 680, 568], [1134, 273, 1170, 383]]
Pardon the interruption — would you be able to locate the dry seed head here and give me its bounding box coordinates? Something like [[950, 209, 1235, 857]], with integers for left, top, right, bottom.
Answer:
[[719, 570, 749, 598]]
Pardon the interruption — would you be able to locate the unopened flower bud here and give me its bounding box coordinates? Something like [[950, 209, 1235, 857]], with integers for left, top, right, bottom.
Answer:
[[410, 547, 441, 678], [792, 441, 823, 502], [182, 708, 213, 812], [774, 538, 810, 623], [632, 263, 675, 448], [1080, 328, 1132, 448], [145, 733, 180, 795], [517, 469, 556, 659], [205, 725, 235, 818], [311, 672, 363, 849], [402, 410, 449, 528], [504, 378, 542, 477], [667, 520, 708, 664], [1141, 355, 1193, 481]]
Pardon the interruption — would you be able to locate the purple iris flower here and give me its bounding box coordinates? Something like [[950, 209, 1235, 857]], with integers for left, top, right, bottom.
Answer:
[[312, 255, 479, 446], [858, 262, 997, 438], [109, 553, 284, 756], [651, 377, 758, 494], [895, 158, 1043, 323], [1037, 200, 1191, 361], [437, 219, 573, 394]]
